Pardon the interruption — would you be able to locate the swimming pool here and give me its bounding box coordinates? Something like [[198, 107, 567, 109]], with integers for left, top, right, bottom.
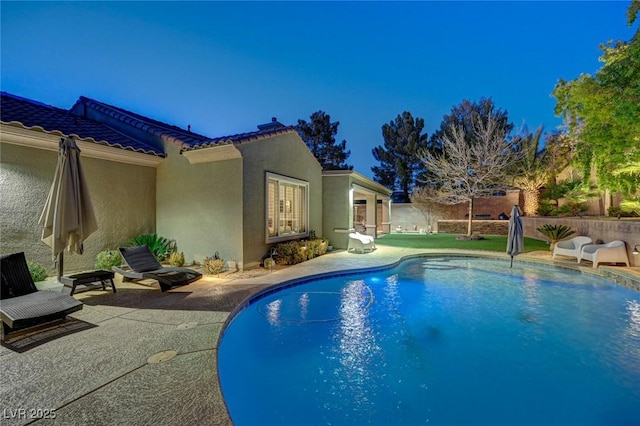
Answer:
[[218, 257, 640, 425]]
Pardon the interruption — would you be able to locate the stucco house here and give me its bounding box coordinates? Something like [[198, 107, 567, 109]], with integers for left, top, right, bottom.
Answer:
[[1, 92, 390, 273]]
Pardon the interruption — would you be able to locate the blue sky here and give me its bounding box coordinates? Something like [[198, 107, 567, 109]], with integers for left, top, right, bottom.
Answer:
[[1, 1, 635, 178]]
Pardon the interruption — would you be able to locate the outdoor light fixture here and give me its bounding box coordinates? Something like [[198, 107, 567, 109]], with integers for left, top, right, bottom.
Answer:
[[633, 245, 640, 255]]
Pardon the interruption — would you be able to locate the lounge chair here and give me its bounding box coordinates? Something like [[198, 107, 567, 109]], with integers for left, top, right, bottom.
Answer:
[[348, 232, 376, 253], [578, 240, 630, 269], [1, 252, 83, 341], [113, 245, 202, 292], [552, 236, 593, 261]]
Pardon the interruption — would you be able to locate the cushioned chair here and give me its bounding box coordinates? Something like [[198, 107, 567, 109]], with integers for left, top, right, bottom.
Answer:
[[348, 232, 376, 253], [113, 245, 202, 292], [552, 236, 593, 261], [1, 252, 83, 341], [578, 240, 630, 269]]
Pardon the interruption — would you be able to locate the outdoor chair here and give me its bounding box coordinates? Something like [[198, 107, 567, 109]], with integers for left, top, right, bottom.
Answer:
[[578, 240, 630, 269], [113, 245, 202, 292], [0, 252, 83, 341], [348, 232, 376, 253], [552, 236, 593, 261]]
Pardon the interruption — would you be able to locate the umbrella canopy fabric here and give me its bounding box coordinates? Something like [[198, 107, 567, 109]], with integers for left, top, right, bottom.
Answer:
[[506, 205, 524, 267], [39, 137, 97, 267]]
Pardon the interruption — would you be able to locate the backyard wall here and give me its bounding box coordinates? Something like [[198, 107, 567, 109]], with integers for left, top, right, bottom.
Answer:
[[156, 142, 243, 267], [0, 141, 157, 274], [392, 190, 521, 233], [523, 217, 640, 267], [437, 220, 509, 235]]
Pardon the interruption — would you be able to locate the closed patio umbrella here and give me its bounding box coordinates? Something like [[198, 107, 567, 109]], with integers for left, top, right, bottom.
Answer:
[[506, 205, 524, 268], [39, 136, 98, 280]]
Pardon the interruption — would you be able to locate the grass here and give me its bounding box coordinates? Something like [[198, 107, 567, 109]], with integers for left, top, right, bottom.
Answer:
[[376, 233, 550, 252]]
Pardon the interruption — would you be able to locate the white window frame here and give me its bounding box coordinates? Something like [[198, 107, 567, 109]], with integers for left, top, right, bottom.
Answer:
[[265, 172, 309, 243]]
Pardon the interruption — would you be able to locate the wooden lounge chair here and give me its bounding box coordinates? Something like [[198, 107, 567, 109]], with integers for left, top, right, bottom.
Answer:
[[1, 252, 83, 341], [552, 236, 593, 261], [113, 245, 202, 292], [348, 232, 376, 253], [578, 240, 630, 269]]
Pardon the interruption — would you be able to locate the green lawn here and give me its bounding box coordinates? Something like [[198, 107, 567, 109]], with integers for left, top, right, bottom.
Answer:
[[376, 233, 549, 252]]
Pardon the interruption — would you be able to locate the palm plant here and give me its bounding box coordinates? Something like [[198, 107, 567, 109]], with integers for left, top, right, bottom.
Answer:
[[128, 233, 176, 262], [511, 126, 550, 216], [536, 224, 575, 251]]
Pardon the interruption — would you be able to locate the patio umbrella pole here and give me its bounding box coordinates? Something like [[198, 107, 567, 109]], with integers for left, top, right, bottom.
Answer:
[[57, 251, 64, 281]]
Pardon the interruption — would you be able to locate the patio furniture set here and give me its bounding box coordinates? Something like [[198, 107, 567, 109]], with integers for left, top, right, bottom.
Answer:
[[0, 245, 201, 342], [552, 237, 631, 268]]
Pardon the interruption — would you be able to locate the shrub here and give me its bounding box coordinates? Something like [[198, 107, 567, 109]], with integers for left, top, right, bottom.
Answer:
[[274, 238, 329, 265], [204, 252, 225, 274], [95, 250, 122, 271], [608, 206, 639, 218], [128, 233, 176, 262], [168, 251, 185, 267], [536, 224, 575, 250], [537, 200, 558, 216], [27, 260, 47, 282]]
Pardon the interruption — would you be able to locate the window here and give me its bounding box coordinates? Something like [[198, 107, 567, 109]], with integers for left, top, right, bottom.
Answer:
[[266, 173, 309, 242]]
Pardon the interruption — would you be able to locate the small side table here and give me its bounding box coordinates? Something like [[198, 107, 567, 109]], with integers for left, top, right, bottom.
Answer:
[[60, 270, 116, 296]]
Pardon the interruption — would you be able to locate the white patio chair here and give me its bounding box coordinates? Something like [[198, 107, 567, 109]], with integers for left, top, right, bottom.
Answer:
[[578, 240, 630, 269], [552, 236, 593, 261], [347, 232, 376, 253]]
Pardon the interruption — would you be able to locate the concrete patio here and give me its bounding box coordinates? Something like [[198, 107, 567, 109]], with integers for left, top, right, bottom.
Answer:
[[1, 246, 639, 425]]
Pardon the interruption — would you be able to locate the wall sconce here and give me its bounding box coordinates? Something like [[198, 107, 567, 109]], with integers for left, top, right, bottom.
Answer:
[[633, 245, 639, 255]]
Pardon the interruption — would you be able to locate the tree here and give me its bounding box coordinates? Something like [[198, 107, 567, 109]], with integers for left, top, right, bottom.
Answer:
[[410, 186, 457, 231], [371, 111, 429, 202], [296, 111, 352, 170], [419, 115, 519, 236], [552, 1, 640, 194], [429, 97, 514, 150]]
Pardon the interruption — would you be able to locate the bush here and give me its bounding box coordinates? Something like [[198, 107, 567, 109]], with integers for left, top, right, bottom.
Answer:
[[128, 233, 176, 262], [204, 252, 225, 274], [168, 251, 185, 267], [608, 206, 639, 218], [536, 224, 576, 250], [27, 260, 47, 282], [95, 250, 122, 271], [537, 200, 558, 216], [274, 238, 329, 265]]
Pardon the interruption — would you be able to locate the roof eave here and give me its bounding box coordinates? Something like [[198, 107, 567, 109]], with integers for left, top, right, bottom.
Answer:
[[0, 123, 163, 167]]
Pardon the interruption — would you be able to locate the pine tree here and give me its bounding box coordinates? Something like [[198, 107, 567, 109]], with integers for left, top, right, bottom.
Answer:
[[371, 111, 429, 202], [296, 111, 352, 170]]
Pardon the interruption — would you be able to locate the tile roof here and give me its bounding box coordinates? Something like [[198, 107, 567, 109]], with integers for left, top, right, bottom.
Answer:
[[181, 126, 297, 151], [71, 96, 217, 149], [73, 96, 298, 152], [2, 91, 299, 157], [0, 92, 165, 157]]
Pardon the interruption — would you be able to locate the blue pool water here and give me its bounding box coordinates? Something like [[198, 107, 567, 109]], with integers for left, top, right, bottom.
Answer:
[[218, 257, 640, 425]]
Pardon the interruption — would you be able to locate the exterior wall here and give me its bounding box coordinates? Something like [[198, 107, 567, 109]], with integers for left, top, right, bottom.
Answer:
[[0, 141, 156, 274], [523, 217, 640, 267], [156, 142, 243, 267], [322, 174, 352, 249], [436, 220, 509, 235], [451, 190, 521, 219], [322, 172, 392, 249], [237, 133, 323, 268], [390, 203, 431, 232]]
